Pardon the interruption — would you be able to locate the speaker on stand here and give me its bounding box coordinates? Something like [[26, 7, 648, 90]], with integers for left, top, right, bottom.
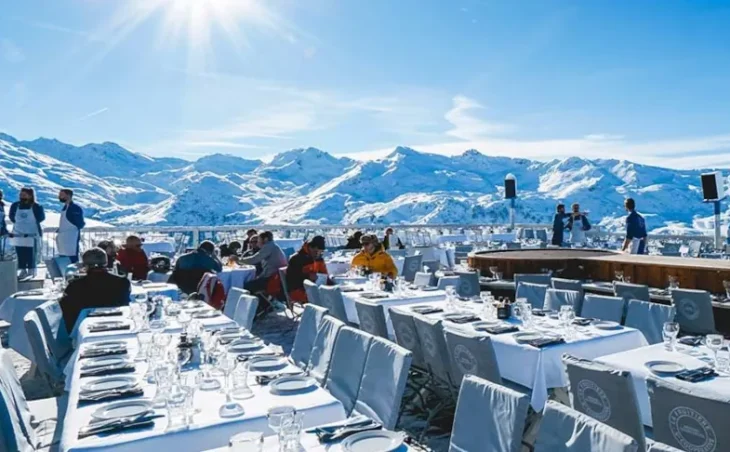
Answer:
[[701, 171, 726, 250]]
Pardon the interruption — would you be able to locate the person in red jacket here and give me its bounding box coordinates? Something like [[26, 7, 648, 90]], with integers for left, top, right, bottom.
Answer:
[[116, 235, 150, 280], [286, 236, 330, 303]]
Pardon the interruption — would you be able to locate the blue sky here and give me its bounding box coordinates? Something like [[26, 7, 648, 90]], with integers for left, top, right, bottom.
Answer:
[[1, 0, 730, 168]]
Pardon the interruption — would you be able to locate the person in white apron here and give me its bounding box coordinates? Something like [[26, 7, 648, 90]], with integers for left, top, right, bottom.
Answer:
[[9, 187, 46, 278], [621, 197, 648, 254], [0, 189, 8, 257], [566, 203, 591, 247], [56, 189, 85, 263]]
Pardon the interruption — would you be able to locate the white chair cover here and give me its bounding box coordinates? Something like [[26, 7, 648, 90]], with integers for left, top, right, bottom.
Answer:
[[402, 255, 423, 282], [290, 304, 328, 369], [552, 278, 584, 312], [535, 401, 640, 452], [670, 288, 716, 335], [443, 326, 502, 386], [318, 285, 349, 324], [388, 307, 425, 369], [614, 281, 650, 302], [647, 377, 730, 452], [515, 282, 549, 307], [455, 271, 480, 298], [0, 349, 36, 451], [353, 337, 412, 430], [412, 315, 453, 387], [325, 327, 373, 415], [449, 375, 530, 452], [422, 260, 440, 274], [624, 300, 676, 345], [44, 259, 61, 279], [278, 268, 291, 304], [232, 294, 258, 331], [224, 287, 247, 319], [303, 280, 322, 307], [646, 441, 683, 451], [23, 310, 63, 386], [581, 294, 625, 322], [437, 276, 461, 290], [307, 315, 346, 385], [515, 273, 552, 286], [54, 256, 72, 278], [563, 355, 646, 450], [413, 272, 434, 288], [544, 289, 582, 313], [34, 301, 72, 364], [354, 300, 389, 339]]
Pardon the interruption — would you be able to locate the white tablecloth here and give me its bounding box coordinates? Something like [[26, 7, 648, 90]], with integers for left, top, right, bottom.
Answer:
[[437, 234, 467, 244], [0, 291, 58, 359], [205, 430, 413, 451], [218, 266, 257, 293], [596, 343, 724, 427], [275, 239, 304, 251], [341, 288, 446, 336], [61, 338, 346, 452]]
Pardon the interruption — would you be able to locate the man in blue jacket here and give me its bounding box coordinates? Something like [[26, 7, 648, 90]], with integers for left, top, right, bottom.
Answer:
[[9, 187, 45, 279], [621, 198, 648, 254], [56, 189, 85, 263]]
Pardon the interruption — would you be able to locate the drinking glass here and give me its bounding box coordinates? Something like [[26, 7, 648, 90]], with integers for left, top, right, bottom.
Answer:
[[219, 356, 245, 418], [267, 406, 296, 434], [278, 412, 304, 452], [136, 330, 153, 362], [445, 286, 457, 312], [705, 334, 724, 368], [229, 432, 264, 452], [199, 334, 221, 390], [662, 322, 680, 351], [494, 271, 503, 281], [165, 384, 188, 431], [231, 362, 254, 400], [559, 305, 575, 336], [153, 363, 175, 408], [149, 319, 166, 336], [521, 303, 533, 329], [513, 299, 525, 323], [178, 310, 192, 335], [723, 280, 730, 300], [624, 276, 632, 283], [181, 371, 201, 425]]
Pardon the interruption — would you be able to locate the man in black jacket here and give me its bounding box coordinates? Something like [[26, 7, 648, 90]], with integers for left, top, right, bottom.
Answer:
[[285, 236, 329, 303], [59, 248, 131, 332]]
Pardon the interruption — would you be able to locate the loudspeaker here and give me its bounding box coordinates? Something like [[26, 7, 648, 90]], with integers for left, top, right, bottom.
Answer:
[[505, 179, 516, 199], [701, 171, 724, 201]]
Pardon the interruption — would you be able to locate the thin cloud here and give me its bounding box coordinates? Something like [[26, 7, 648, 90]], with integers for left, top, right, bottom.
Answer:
[[445, 95, 513, 141], [0, 39, 25, 63], [77, 107, 109, 122], [12, 17, 102, 42]]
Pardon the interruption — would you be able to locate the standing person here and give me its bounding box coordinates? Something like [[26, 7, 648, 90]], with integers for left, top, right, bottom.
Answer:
[[9, 188, 45, 279], [351, 234, 398, 278], [116, 235, 150, 280], [240, 231, 287, 300], [551, 203, 568, 246], [566, 202, 591, 246], [56, 188, 85, 263], [242, 229, 257, 252], [621, 198, 648, 254], [383, 227, 405, 250], [0, 189, 8, 252], [286, 236, 330, 303]]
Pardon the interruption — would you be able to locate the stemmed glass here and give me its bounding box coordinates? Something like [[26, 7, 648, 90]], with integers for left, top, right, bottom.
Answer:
[[668, 276, 679, 291], [489, 266, 499, 279], [136, 330, 152, 362], [723, 280, 730, 301], [178, 310, 192, 335], [662, 322, 680, 351], [181, 370, 201, 425], [614, 270, 624, 282], [521, 303, 533, 329], [445, 286, 457, 312], [705, 334, 725, 369], [153, 362, 175, 408], [218, 356, 245, 418], [559, 305, 575, 338], [199, 333, 221, 391]]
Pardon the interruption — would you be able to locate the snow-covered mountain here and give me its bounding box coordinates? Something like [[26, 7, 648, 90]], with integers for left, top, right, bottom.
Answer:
[[0, 133, 727, 234]]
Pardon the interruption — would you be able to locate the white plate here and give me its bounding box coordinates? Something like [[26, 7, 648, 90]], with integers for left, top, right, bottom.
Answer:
[[592, 320, 622, 330], [182, 301, 205, 309], [142, 283, 168, 289], [91, 400, 152, 420], [646, 360, 686, 375], [191, 310, 220, 319], [472, 320, 501, 329], [229, 340, 263, 353], [270, 376, 317, 394], [342, 430, 405, 452], [441, 313, 472, 321], [85, 340, 127, 351], [91, 307, 123, 314], [81, 356, 129, 370], [513, 332, 545, 343], [248, 357, 287, 373], [81, 375, 137, 393]]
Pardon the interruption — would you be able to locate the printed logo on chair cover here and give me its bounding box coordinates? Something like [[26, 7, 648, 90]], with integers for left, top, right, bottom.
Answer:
[[453, 344, 478, 375], [359, 310, 375, 334], [576, 379, 611, 422], [668, 406, 716, 452], [678, 298, 700, 321], [422, 330, 437, 358], [460, 279, 473, 296], [397, 324, 416, 348], [407, 261, 419, 272]]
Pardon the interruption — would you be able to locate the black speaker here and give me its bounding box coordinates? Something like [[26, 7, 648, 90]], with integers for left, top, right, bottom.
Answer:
[[505, 179, 516, 199], [701, 172, 723, 201]]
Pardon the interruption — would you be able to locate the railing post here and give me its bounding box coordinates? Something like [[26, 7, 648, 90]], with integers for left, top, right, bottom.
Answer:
[[192, 228, 200, 249]]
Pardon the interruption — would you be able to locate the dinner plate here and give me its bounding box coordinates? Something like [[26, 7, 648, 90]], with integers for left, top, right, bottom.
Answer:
[[645, 360, 686, 375], [141, 283, 168, 289], [85, 340, 127, 351], [513, 332, 545, 343], [191, 310, 220, 319], [81, 356, 129, 370], [472, 320, 501, 329], [91, 400, 152, 420], [218, 330, 250, 341], [592, 320, 622, 330], [248, 357, 288, 373], [81, 375, 137, 393], [92, 307, 123, 314], [181, 300, 205, 309], [341, 430, 405, 452], [270, 376, 317, 394], [91, 320, 127, 328], [419, 287, 439, 292], [228, 339, 263, 353]]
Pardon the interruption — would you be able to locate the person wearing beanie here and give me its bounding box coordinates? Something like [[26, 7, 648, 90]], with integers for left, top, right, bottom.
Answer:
[[351, 234, 398, 278], [286, 235, 330, 303], [59, 247, 131, 332]]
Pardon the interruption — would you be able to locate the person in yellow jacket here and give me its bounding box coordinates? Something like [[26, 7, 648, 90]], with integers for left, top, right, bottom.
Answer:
[[350, 234, 398, 278]]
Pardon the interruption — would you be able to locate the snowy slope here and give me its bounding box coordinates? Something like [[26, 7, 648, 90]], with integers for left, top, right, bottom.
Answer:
[[1, 133, 728, 233]]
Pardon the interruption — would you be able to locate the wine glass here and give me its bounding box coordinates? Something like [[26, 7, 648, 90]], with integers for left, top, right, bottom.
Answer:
[[136, 330, 152, 362], [662, 322, 680, 351], [614, 270, 624, 282], [559, 305, 575, 337], [181, 370, 201, 425], [218, 356, 245, 418], [267, 406, 296, 434], [489, 266, 499, 279], [668, 275, 679, 291], [153, 362, 175, 408], [178, 310, 192, 335], [199, 333, 221, 391], [445, 286, 457, 312], [723, 280, 730, 301], [705, 334, 724, 368]]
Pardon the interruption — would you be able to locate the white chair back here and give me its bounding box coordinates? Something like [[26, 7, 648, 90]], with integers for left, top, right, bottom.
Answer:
[[624, 300, 675, 344], [544, 288, 582, 312], [412, 315, 452, 386], [402, 255, 423, 282], [515, 282, 548, 307], [278, 267, 291, 304], [437, 276, 460, 290], [325, 327, 373, 415], [614, 282, 650, 302], [318, 285, 349, 324], [389, 307, 425, 369], [290, 305, 328, 368], [581, 294, 625, 322], [353, 300, 388, 339], [413, 272, 433, 288], [307, 315, 346, 385], [303, 280, 322, 306], [454, 271, 480, 298], [515, 273, 551, 286], [443, 326, 502, 386], [0, 349, 36, 451], [670, 288, 715, 335], [34, 300, 72, 364], [233, 294, 258, 331], [224, 287, 247, 319], [23, 310, 63, 387]]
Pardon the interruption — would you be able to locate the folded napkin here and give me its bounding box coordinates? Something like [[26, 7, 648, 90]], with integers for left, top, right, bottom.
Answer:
[[525, 336, 565, 348], [457, 296, 479, 302], [445, 315, 481, 324], [411, 306, 444, 315], [255, 371, 306, 385], [13, 290, 46, 298], [80, 364, 136, 378], [676, 367, 718, 383], [480, 324, 519, 335], [78, 413, 163, 439], [78, 386, 144, 404], [360, 293, 390, 300], [236, 352, 280, 362], [88, 310, 124, 318], [572, 318, 594, 326], [679, 336, 703, 347], [340, 287, 364, 293], [531, 309, 550, 317], [88, 324, 131, 333], [80, 348, 128, 359], [310, 418, 383, 444]]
